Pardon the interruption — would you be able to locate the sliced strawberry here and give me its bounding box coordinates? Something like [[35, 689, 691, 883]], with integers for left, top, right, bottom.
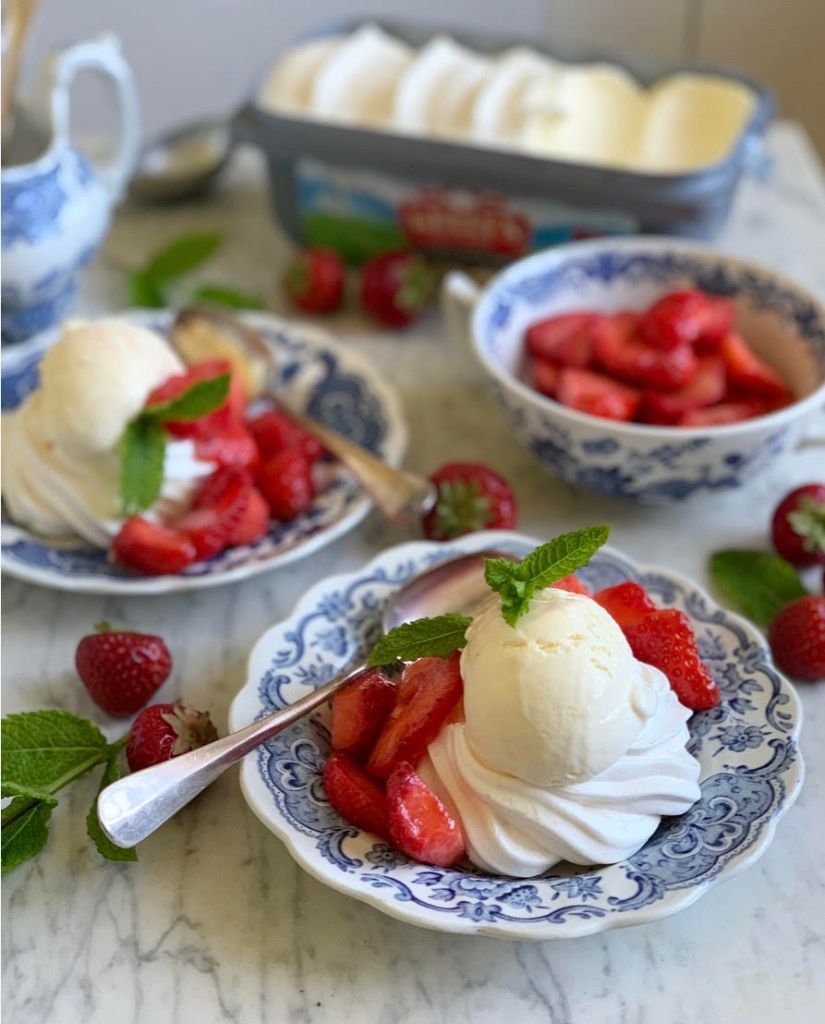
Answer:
[[257, 448, 315, 521], [594, 581, 657, 629], [331, 669, 397, 759], [179, 468, 249, 559], [551, 574, 591, 596], [639, 356, 726, 424], [720, 332, 791, 399], [111, 517, 196, 575], [624, 608, 720, 710], [532, 359, 560, 398], [638, 290, 733, 351], [679, 400, 771, 427], [557, 367, 641, 421], [227, 486, 270, 546], [695, 296, 736, 351], [247, 409, 325, 464], [367, 653, 463, 780], [147, 359, 245, 439], [195, 421, 260, 474], [322, 752, 390, 840], [387, 761, 465, 867], [525, 312, 599, 367], [594, 315, 697, 391]]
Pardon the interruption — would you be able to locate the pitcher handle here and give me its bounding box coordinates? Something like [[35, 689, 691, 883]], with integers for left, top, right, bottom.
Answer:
[[49, 35, 140, 202]]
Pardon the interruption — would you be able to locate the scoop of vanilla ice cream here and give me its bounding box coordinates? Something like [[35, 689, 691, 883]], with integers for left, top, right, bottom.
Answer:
[[310, 24, 412, 127], [394, 36, 491, 138], [1, 318, 213, 547], [461, 588, 659, 786], [37, 318, 184, 458], [258, 37, 342, 114]]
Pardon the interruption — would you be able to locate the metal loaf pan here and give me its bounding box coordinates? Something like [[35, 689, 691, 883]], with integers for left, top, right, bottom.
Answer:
[[232, 18, 775, 262]]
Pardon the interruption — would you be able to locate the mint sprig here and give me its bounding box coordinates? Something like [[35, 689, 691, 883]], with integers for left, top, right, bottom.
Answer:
[[709, 549, 808, 627], [120, 419, 167, 518], [484, 526, 609, 627], [191, 284, 265, 310], [119, 372, 230, 517], [87, 741, 137, 862], [129, 232, 222, 309], [367, 613, 472, 667], [1, 711, 136, 874]]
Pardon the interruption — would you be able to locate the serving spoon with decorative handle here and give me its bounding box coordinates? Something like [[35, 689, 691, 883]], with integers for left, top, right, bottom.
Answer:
[[170, 306, 437, 525], [97, 548, 513, 848]]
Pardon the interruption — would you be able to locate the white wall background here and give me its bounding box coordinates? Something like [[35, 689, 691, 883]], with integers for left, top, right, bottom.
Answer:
[[19, 0, 825, 154]]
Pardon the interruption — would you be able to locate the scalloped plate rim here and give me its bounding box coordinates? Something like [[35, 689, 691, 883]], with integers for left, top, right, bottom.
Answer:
[[229, 530, 804, 940], [0, 310, 407, 594]]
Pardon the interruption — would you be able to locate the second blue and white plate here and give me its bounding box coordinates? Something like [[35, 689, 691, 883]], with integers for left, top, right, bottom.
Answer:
[[1, 311, 406, 594]]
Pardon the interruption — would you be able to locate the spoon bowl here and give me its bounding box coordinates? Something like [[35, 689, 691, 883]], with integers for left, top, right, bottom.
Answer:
[[171, 306, 437, 524], [97, 548, 505, 848], [129, 118, 231, 202]]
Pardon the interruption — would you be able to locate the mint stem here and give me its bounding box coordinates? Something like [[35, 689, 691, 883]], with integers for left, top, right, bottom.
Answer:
[[1, 736, 126, 828]]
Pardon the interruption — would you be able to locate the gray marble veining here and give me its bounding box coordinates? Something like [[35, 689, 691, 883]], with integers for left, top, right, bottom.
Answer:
[[3, 121, 825, 1024]]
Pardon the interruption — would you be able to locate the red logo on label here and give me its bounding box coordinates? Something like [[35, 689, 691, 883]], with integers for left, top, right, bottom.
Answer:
[[399, 188, 530, 258]]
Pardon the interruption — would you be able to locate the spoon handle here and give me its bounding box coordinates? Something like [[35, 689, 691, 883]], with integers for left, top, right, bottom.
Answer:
[[97, 660, 365, 849], [282, 403, 436, 525]]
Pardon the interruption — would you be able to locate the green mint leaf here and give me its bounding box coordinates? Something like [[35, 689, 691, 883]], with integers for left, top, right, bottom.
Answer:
[[2, 799, 53, 876], [142, 232, 222, 285], [709, 549, 808, 627], [128, 271, 166, 309], [120, 418, 167, 517], [1, 711, 108, 791], [367, 613, 472, 667], [1, 781, 57, 807], [484, 526, 610, 627], [144, 372, 230, 423], [87, 743, 137, 863], [191, 284, 264, 310]]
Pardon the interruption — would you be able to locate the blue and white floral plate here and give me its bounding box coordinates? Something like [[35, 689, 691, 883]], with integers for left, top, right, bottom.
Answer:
[[0, 311, 406, 594], [229, 531, 804, 940]]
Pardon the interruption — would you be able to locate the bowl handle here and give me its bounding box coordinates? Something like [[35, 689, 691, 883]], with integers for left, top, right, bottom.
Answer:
[[441, 270, 481, 350]]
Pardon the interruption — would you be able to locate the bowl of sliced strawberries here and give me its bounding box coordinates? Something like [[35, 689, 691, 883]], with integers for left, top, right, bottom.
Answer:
[[461, 237, 825, 502]]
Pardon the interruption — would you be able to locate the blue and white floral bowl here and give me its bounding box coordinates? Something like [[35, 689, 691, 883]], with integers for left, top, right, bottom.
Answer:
[[0, 311, 405, 594], [446, 238, 825, 503], [229, 531, 803, 940]]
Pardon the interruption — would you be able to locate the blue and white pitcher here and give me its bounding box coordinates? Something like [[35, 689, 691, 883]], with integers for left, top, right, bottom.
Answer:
[[1, 36, 139, 343]]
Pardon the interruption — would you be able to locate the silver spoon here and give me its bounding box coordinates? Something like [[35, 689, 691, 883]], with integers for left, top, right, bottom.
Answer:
[[172, 306, 437, 524], [128, 118, 231, 203], [96, 548, 512, 849]]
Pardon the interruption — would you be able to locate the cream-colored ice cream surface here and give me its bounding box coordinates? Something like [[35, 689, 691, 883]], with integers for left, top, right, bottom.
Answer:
[[259, 27, 756, 172], [393, 36, 491, 138], [309, 25, 412, 127], [1, 319, 213, 547], [258, 37, 342, 115], [460, 589, 659, 786], [424, 664, 700, 876]]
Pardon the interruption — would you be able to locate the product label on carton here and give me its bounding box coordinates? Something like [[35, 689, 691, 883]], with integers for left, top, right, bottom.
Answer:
[[296, 159, 638, 263]]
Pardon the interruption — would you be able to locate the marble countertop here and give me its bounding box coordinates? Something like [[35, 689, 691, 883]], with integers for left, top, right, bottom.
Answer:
[[3, 121, 825, 1024]]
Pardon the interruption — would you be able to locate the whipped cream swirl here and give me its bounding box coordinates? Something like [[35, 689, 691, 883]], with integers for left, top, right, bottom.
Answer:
[[424, 665, 700, 877]]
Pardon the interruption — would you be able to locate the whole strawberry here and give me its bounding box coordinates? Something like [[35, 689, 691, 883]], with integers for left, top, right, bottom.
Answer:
[[126, 703, 219, 772], [283, 247, 344, 314], [422, 462, 518, 541], [768, 596, 825, 681], [771, 484, 825, 568], [76, 628, 172, 716], [360, 251, 435, 328]]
